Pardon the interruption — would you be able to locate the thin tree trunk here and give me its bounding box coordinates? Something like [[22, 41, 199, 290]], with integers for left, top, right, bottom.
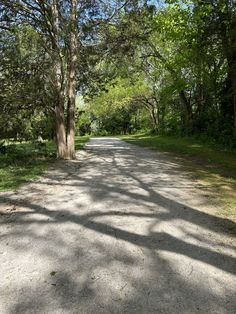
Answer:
[[224, 57, 236, 134], [229, 67, 236, 132], [219, 5, 236, 134], [66, 0, 78, 159], [179, 90, 193, 134], [227, 3, 236, 132], [147, 41, 192, 134], [140, 98, 158, 132], [150, 107, 158, 133]]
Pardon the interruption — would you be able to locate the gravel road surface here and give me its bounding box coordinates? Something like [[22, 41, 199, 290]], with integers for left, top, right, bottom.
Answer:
[[0, 137, 235, 313]]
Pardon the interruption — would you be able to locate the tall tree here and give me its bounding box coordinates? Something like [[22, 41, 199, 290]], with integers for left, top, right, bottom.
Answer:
[[0, 0, 139, 158]]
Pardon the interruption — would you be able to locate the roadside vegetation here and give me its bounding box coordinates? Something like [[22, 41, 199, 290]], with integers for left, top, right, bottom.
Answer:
[[0, 136, 89, 192], [122, 133, 236, 221], [0, 1, 235, 220]]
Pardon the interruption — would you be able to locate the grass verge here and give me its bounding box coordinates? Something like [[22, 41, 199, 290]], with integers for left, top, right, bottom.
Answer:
[[122, 133, 236, 221], [0, 135, 90, 192]]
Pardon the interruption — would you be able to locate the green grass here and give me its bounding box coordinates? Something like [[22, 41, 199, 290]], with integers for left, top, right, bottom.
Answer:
[[122, 133, 236, 221], [75, 135, 90, 150], [0, 136, 90, 192]]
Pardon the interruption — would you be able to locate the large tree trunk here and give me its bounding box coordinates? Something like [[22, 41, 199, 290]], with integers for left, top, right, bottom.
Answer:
[[55, 102, 67, 158], [51, 0, 68, 159], [66, 0, 78, 159]]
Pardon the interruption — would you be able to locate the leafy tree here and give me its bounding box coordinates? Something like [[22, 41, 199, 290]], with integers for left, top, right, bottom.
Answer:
[[0, 0, 143, 158]]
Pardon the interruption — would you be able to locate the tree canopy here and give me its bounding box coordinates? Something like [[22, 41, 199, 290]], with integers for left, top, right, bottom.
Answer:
[[0, 0, 235, 156]]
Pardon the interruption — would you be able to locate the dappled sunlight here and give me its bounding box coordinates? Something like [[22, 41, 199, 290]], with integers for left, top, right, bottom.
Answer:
[[189, 144, 202, 148], [0, 138, 235, 313]]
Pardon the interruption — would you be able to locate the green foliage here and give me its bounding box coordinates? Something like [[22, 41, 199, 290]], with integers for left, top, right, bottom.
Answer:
[[0, 1, 236, 150], [0, 140, 55, 192], [84, 77, 150, 135], [0, 136, 89, 192], [0, 25, 53, 142], [81, 1, 236, 147]]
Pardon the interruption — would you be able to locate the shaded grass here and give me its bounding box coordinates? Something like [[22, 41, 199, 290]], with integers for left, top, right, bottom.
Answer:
[[122, 134, 236, 221], [75, 135, 90, 150], [0, 136, 90, 192]]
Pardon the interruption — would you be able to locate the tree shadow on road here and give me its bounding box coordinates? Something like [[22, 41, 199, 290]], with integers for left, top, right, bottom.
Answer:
[[0, 138, 236, 313]]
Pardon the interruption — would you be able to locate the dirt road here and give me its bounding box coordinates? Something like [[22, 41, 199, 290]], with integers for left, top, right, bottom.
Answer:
[[0, 137, 235, 313]]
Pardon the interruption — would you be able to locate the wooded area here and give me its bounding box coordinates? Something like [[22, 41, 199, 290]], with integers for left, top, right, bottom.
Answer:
[[0, 0, 236, 159], [1, 2, 236, 312]]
